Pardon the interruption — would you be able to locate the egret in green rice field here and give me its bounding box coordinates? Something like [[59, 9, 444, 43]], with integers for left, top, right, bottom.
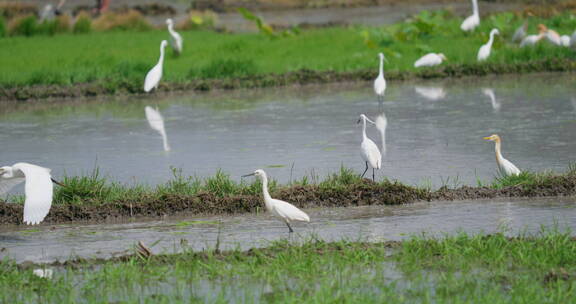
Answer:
[[166, 18, 183, 55], [414, 53, 447, 68], [484, 134, 521, 176], [242, 169, 310, 233], [477, 29, 499, 61], [358, 114, 382, 181], [461, 0, 480, 32], [144, 40, 168, 93]]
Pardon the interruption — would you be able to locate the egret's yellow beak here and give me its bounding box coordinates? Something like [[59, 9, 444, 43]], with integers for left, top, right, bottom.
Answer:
[[483, 136, 492, 140]]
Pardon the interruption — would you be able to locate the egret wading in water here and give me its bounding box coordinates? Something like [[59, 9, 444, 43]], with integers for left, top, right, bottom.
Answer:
[[374, 53, 386, 102], [477, 29, 499, 61], [358, 114, 382, 181], [483, 134, 521, 176], [242, 169, 310, 233], [166, 18, 183, 55], [461, 0, 480, 32], [414, 53, 447, 68], [144, 40, 168, 93], [145, 106, 171, 152], [0, 163, 63, 225]]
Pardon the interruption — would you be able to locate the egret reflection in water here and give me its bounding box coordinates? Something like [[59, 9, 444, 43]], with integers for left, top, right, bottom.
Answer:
[[145, 106, 171, 152], [482, 88, 500, 112], [414, 86, 446, 101]]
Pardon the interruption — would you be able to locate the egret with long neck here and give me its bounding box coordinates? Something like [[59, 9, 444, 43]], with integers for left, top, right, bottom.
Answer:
[[242, 169, 310, 233], [358, 114, 382, 181], [166, 18, 183, 55], [483, 134, 521, 176], [144, 40, 168, 93], [477, 29, 499, 61], [374, 53, 386, 102], [461, 0, 480, 32]]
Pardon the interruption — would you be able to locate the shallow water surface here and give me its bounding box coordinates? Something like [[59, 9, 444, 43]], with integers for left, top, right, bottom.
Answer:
[[1, 73, 575, 188], [1, 197, 574, 263]]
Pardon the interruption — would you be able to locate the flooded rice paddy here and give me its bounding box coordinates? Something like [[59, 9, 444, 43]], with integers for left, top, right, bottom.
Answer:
[[1, 197, 575, 263]]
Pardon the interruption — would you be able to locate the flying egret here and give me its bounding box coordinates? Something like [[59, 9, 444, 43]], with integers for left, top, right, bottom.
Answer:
[[461, 0, 480, 32], [374, 53, 386, 102], [477, 29, 499, 62], [358, 114, 382, 181], [242, 169, 310, 233], [166, 18, 183, 55], [483, 134, 521, 176], [539, 24, 562, 46], [482, 88, 500, 112], [512, 21, 527, 43], [144, 40, 168, 93], [145, 106, 171, 152], [414, 86, 446, 101], [0, 163, 61, 225]]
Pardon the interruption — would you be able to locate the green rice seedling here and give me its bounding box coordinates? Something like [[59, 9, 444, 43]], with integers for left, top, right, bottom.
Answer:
[[156, 167, 201, 197], [73, 12, 91, 34], [8, 14, 37, 37], [0, 16, 6, 37]]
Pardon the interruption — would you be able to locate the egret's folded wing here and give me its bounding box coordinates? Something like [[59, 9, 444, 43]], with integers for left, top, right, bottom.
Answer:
[[0, 176, 25, 195], [18, 165, 53, 225]]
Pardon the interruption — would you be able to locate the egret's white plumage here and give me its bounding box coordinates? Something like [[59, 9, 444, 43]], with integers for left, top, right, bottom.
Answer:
[[374, 53, 386, 102], [0, 163, 54, 225], [537, 24, 562, 46], [520, 34, 543, 47], [414, 86, 446, 101], [477, 29, 499, 61], [166, 19, 183, 55], [560, 35, 571, 47], [512, 22, 527, 43], [145, 106, 171, 152], [358, 114, 382, 181], [484, 134, 521, 176], [461, 0, 480, 32], [144, 40, 168, 93], [482, 88, 500, 112], [414, 53, 447, 68], [243, 169, 309, 233]]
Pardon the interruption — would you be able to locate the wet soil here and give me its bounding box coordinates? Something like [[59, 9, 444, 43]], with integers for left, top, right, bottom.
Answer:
[[1, 172, 575, 225], [2, 58, 574, 102]]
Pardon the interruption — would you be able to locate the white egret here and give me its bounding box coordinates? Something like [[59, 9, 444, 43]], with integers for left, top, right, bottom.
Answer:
[[512, 21, 527, 43], [145, 106, 171, 152], [166, 18, 183, 55], [520, 33, 543, 47], [539, 24, 562, 46], [374, 111, 387, 157], [374, 53, 386, 102], [414, 86, 446, 101], [144, 40, 168, 93], [461, 0, 480, 32], [358, 114, 382, 181], [0, 163, 60, 225], [414, 53, 447, 68], [477, 29, 499, 62], [484, 134, 521, 176], [242, 169, 310, 233], [482, 88, 500, 112]]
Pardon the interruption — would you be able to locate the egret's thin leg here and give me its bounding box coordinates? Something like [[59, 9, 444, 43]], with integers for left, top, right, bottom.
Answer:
[[372, 168, 375, 181], [286, 222, 294, 233], [361, 162, 369, 178]]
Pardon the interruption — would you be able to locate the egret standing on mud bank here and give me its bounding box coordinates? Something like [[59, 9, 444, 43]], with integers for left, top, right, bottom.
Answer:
[[484, 134, 521, 176], [144, 40, 168, 93], [478, 29, 499, 61], [358, 114, 382, 181], [461, 0, 480, 32], [242, 169, 310, 233], [374, 53, 386, 102], [166, 18, 183, 55], [414, 53, 447, 68], [0, 163, 61, 225]]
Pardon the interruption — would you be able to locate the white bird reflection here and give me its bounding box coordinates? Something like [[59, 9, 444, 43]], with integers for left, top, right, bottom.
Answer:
[[145, 106, 171, 152], [571, 98, 576, 113], [482, 88, 500, 112], [374, 111, 387, 157], [414, 86, 446, 101]]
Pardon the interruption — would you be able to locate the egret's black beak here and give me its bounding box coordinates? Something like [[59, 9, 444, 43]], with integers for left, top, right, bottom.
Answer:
[[51, 178, 65, 187], [242, 173, 255, 178]]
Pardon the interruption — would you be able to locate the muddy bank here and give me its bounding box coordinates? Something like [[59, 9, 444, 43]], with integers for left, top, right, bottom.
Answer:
[[2, 58, 574, 102], [1, 171, 575, 225]]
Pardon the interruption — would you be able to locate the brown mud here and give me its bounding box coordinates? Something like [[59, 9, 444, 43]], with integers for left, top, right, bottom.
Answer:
[[1, 58, 574, 102], [1, 172, 575, 226]]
